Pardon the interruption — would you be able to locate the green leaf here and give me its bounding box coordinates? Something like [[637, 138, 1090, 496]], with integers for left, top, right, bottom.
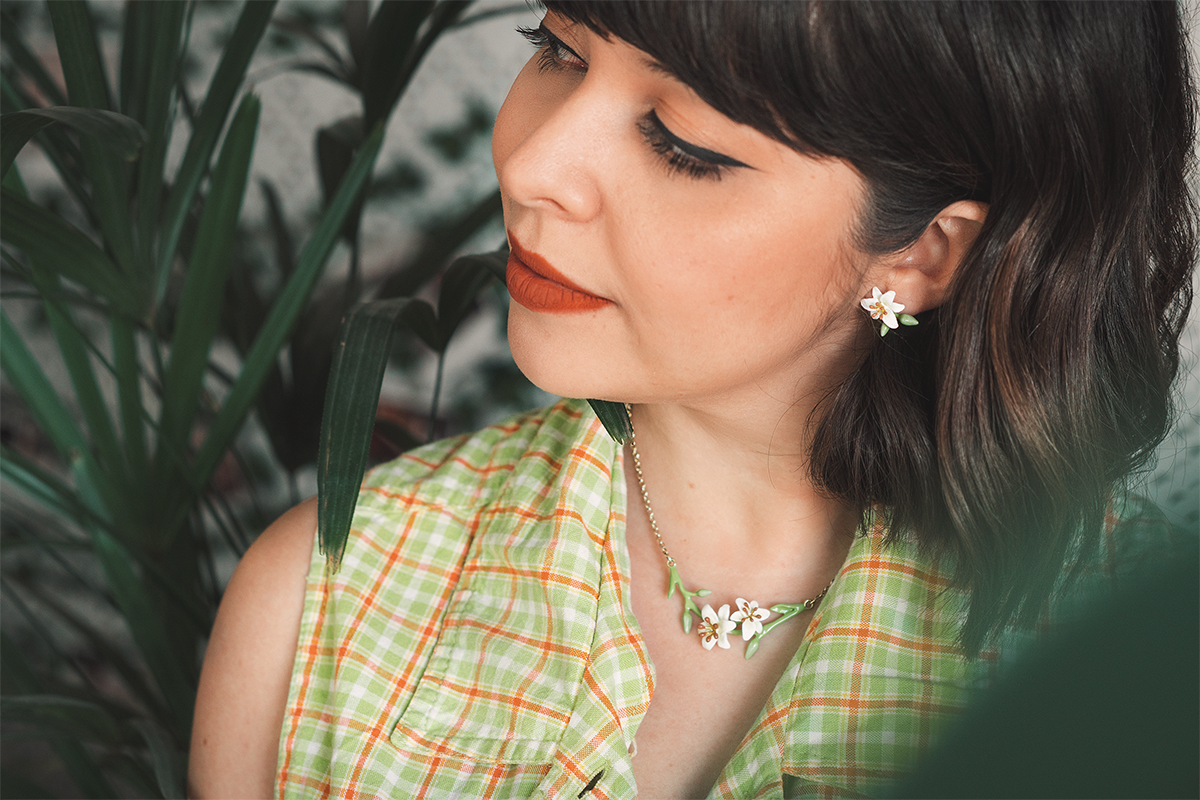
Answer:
[[9, 575, 170, 725], [434, 249, 502, 351], [133, 0, 189, 276], [344, 0, 371, 77], [156, 0, 277, 310], [402, 299, 439, 351], [48, 0, 139, 280], [0, 10, 67, 107], [376, 188, 502, 299], [315, 114, 365, 241], [156, 93, 260, 467], [34, 289, 129, 501], [259, 178, 296, 278], [588, 400, 632, 444], [1, 445, 104, 530], [0, 107, 147, 180], [131, 718, 186, 800], [110, 316, 149, 487], [90, 527, 195, 739], [318, 298, 423, 571], [899, 313, 919, 326], [0, 188, 141, 316], [0, 695, 133, 746], [0, 771, 56, 800], [46, 1, 112, 110], [119, 1, 150, 119], [0, 309, 89, 461], [189, 122, 386, 494], [362, 1, 435, 128], [0, 637, 117, 799]]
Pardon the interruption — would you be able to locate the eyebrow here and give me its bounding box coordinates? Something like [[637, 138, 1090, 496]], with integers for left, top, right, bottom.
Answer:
[[639, 52, 678, 81]]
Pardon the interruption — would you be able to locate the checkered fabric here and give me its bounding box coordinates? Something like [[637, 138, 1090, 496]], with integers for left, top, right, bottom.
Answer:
[[276, 398, 1170, 799]]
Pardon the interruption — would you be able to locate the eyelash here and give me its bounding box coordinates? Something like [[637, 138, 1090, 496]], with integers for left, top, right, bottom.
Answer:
[[517, 25, 583, 74], [517, 24, 730, 181]]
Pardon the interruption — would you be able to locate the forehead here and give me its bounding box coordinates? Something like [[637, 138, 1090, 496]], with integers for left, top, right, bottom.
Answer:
[[542, 0, 817, 155]]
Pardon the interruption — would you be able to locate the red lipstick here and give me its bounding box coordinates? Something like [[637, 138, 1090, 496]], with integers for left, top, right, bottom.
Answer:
[[506, 237, 610, 313]]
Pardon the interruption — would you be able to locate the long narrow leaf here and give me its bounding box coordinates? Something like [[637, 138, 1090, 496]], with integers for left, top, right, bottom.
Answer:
[[45, 1, 112, 109], [376, 188, 501, 299], [0, 445, 104, 531], [0, 636, 117, 800], [0, 10, 67, 107], [155, 0, 277, 309], [34, 287, 129, 499], [0, 772, 55, 800], [90, 527, 195, 740], [119, 1, 150, 119], [190, 123, 385, 491], [433, 250, 501, 351], [588, 400, 632, 444], [393, 1, 472, 106], [0, 695, 135, 746], [0, 188, 141, 316], [110, 316, 149, 487], [362, 1, 435, 129], [0, 107, 147, 180], [318, 298, 422, 570], [17, 581, 172, 732], [156, 93, 259, 468], [134, 1, 188, 278], [0, 76, 93, 216], [131, 718, 186, 800], [0, 310, 89, 460], [48, 1, 139, 280]]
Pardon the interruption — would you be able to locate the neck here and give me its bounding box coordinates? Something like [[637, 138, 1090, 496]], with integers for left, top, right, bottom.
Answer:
[[624, 394, 858, 582]]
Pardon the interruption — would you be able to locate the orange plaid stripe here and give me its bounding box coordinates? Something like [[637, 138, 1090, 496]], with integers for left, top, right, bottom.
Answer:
[[277, 400, 1169, 799]]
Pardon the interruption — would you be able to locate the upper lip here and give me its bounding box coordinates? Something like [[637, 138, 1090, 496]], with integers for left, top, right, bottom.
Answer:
[[507, 236, 605, 298]]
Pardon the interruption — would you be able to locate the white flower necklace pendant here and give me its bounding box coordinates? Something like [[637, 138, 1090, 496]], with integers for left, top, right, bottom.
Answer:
[[667, 564, 829, 659]]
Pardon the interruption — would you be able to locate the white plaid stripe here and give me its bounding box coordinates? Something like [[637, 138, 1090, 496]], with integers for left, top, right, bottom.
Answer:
[[278, 400, 1164, 799]]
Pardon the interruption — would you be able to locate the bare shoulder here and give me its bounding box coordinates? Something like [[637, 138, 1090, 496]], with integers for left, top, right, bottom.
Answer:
[[189, 497, 317, 799]]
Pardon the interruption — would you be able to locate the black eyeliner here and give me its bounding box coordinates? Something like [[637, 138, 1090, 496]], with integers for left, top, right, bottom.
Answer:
[[647, 111, 749, 169]]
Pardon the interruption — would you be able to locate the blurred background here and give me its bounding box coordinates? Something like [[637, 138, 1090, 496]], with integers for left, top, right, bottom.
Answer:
[[0, 1, 1195, 797]]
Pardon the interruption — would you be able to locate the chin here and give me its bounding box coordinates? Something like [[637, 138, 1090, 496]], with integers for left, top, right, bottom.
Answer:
[[507, 307, 617, 401]]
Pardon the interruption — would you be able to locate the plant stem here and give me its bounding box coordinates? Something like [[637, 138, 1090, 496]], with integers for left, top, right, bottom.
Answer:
[[427, 351, 445, 443]]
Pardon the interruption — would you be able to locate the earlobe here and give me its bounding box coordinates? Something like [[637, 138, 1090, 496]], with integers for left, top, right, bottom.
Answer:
[[874, 200, 988, 316]]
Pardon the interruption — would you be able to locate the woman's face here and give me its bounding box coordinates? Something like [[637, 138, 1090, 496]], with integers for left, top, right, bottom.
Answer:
[[493, 13, 874, 408]]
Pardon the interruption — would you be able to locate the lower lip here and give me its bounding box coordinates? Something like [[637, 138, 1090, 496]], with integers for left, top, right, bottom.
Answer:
[[506, 251, 611, 313]]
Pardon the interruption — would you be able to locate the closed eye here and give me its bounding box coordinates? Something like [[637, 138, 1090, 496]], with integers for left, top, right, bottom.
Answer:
[[638, 111, 750, 181], [518, 23, 586, 73]]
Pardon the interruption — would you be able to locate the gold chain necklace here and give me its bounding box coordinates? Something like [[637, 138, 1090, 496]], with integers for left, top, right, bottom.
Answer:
[[624, 404, 833, 660]]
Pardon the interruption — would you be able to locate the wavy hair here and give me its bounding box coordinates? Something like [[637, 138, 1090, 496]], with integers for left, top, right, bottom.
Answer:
[[547, 0, 1197, 653]]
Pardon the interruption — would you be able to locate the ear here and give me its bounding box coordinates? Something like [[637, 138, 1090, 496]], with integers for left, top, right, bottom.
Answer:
[[868, 200, 988, 316]]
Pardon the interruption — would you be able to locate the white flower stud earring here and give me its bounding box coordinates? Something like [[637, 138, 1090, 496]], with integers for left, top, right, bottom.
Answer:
[[861, 287, 919, 337]]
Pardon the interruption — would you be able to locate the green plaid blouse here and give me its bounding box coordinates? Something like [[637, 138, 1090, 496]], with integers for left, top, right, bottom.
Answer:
[[278, 398, 1138, 799]]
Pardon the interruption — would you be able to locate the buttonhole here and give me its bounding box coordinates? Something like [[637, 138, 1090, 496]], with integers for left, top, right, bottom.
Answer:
[[577, 769, 604, 798]]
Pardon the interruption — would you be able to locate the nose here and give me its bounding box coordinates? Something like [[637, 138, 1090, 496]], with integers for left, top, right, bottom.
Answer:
[[493, 67, 605, 224]]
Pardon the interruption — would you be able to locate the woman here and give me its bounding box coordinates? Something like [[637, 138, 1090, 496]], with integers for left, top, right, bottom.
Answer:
[[190, 2, 1195, 798]]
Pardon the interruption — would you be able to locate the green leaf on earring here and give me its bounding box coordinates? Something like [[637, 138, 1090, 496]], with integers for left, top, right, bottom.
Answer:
[[879, 322, 890, 337], [899, 313, 919, 326]]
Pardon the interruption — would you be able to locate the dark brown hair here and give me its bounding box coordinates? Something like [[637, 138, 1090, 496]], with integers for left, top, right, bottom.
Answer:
[[546, 0, 1197, 653]]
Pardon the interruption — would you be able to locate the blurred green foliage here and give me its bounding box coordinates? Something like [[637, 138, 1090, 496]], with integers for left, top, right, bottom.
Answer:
[[0, 1, 531, 795]]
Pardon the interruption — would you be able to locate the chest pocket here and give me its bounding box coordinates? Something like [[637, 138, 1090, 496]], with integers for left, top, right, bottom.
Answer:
[[389, 548, 599, 764]]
